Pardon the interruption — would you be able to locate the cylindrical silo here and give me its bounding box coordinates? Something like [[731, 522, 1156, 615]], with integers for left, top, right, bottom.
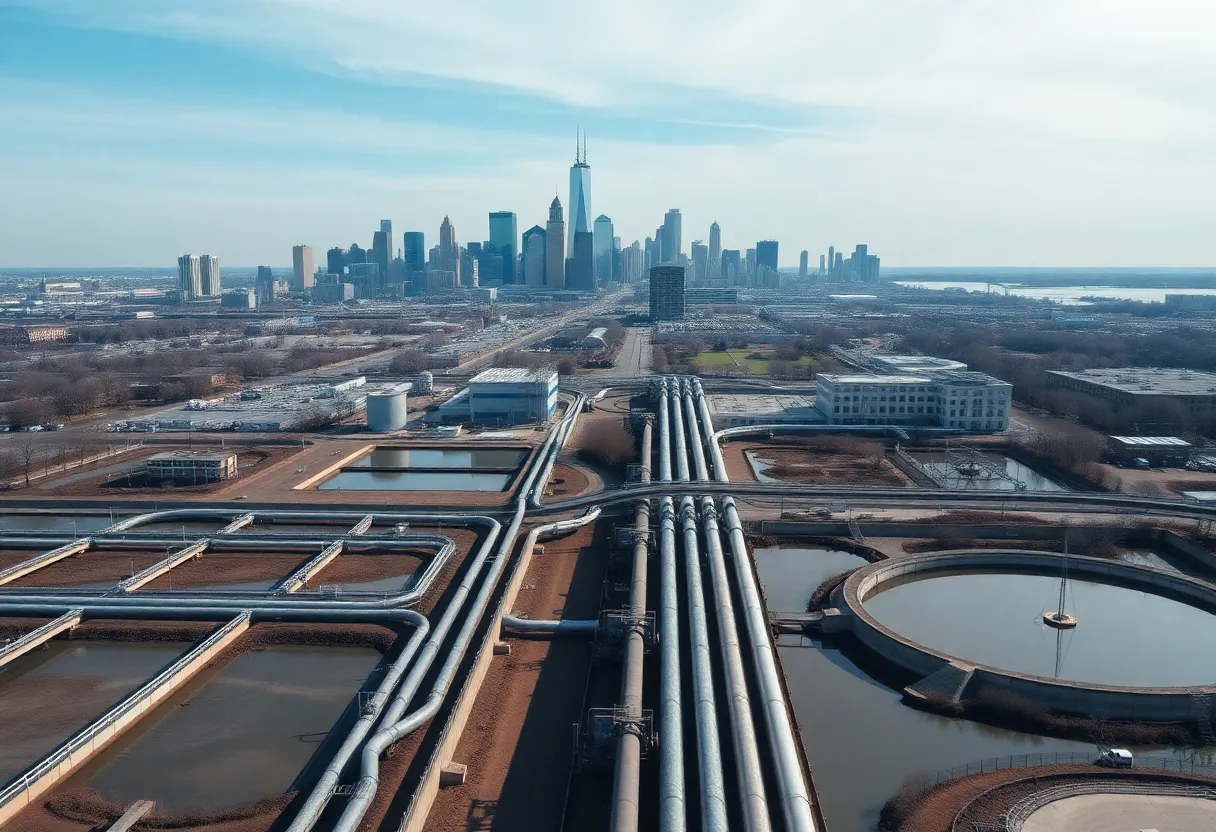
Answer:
[[367, 391, 409, 432], [413, 371, 433, 394]]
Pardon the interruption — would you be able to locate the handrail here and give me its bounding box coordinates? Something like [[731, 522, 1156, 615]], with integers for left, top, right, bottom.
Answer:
[[0, 612, 252, 814]]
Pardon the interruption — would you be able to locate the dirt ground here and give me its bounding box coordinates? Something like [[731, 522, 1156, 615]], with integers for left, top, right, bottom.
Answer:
[[141, 551, 315, 590], [305, 551, 426, 589], [30, 447, 304, 498], [0, 550, 51, 573], [545, 462, 596, 498], [722, 439, 913, 487], [423, 522, 607, 832], [6, 550, 171, 587]]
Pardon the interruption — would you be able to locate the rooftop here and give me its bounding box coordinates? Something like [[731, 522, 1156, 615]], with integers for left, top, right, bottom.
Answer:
[[469, 367, 557, 384], [870, 354, 968, 372], [707, 393, 818, 416], [818, 373, 933, 385], [1108, 435, 1192, 447], [147, 450, 237, 463], [1048, 368, 1216, 396]]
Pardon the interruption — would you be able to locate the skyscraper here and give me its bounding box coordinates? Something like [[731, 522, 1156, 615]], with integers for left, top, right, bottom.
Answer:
[[691, 241, 708, 284], [661, 209, 682, 263], [199, 255, 221, 296], [177, 255, 201, 300], [522, 225, 546, 287], [721, 249, 741, 284], [593, 214, 614, 283], [708, 221, 721, 280], [293, 245, 314, 291], [403, 232, 426, 273], [545, 197, 566, 289], [568, 132, 592, 258], [380, 219, 392, 240], [488, 211, 518, 285], [799, 250, 809, 280], [756, 240, 779, 272], [649, 265, 686, 320], [438, 216, 461, 284], [819, 254, 826, 275], [257, 266, 275, 305], [569, 231, 595, 291], [326, 247, 345, 275], [371, 232, 390, 288], [828, 246, 835, 277]]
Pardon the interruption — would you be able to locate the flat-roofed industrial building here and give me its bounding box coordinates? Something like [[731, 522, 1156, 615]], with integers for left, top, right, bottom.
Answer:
[[816, 371, 1012, 432], [1046, 368, 1216, 424], [144, 450, 238, 484]]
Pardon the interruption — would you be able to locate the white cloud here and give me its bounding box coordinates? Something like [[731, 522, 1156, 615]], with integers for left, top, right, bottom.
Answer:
[[2, 0, 1215, 265]]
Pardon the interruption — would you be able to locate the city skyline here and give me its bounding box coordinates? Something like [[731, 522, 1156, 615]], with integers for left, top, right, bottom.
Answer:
[[1, 2, 1214, 268]]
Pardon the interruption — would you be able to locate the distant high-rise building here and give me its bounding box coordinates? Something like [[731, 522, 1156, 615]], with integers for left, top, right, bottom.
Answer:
[[756, 240, 779, 273], [721, 249, 741, 284], [649, 265, 686, 320], [403, 232, 426, 272], [177, 255, 201, 300], [799, 250, 809, 280], [835, 251, 844, 275], [708, 221, 722, 281], [644, 237, 657, 271], [293, 245, 314, 291], [819, 254, 826, 274], [488, 211, 518, 285], [545, 197, 566, 289], [568, 131, 592, 258], [346, 244, 368, 269], [199, 255, 221, 296], [845, 244, 881, 282], [745, 248, 756, 279], [326, 247, 345, 275], [438, 216, 461, 284], [522, 225, 546, 287], [256, 266, 275, 305], [371, 232, 390, 287], [569, 230, 595, 291], [612, 235, 622, 283], [828, 246, 835, 277], [459, 246, 479, 287], [593, 214, 614, 283], [691, 241, 708, 284], [380, 220, 392, 244], [623, 240, 644, 284], [661, 209, 682, 263]]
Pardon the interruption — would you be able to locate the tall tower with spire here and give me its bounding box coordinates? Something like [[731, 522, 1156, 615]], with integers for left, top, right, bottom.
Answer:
[[567, 130, 592, 258], [546, 196, 566, 289]]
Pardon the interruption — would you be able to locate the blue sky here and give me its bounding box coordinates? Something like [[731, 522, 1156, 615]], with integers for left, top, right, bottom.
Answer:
[[1, 0, 1213, 267]]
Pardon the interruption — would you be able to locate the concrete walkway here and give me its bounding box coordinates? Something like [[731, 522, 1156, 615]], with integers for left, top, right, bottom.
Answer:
[[1022, 793, 1216, 831]]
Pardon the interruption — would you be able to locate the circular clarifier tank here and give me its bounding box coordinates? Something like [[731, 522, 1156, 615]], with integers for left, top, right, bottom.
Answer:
[[863, 569, 1216, 688]]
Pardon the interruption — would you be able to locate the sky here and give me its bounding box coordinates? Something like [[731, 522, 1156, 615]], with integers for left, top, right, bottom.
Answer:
[[0, 0, 1213, 268]]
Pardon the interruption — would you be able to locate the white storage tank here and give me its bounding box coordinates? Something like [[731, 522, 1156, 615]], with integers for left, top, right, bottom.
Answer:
[[367, 391, 409, 432]]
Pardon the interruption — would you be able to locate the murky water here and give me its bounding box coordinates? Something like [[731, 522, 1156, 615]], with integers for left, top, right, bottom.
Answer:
[[757, 547, 1209, 830], [864, 570, 1216, 687], [908, 451, 1065, 491], [0, 642, 188, 785], [319, 470, 511, 491], [755, 546, 869, 612], [349, 448, 524, 469], [82, 645, 381, 812], [893, 281, 1216, 305], [745, 451, 778, 483], [0, 515, 112, 533]]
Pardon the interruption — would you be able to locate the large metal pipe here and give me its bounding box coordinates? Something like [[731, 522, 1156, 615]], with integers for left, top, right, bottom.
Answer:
[[531, 391, 587, 508], [610, 416, 652, 832], [500, 614, 597, 634], [683, 381, 771, 832], [693, 380, 818, 831], [331, 507, 599, 832], [657, 382, 686, 832], [327, 395, 589, 832], [670, 380, 729, 831]]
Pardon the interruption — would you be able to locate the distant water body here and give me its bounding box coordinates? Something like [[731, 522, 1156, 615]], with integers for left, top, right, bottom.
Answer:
[[894, 281, 1216, 305]]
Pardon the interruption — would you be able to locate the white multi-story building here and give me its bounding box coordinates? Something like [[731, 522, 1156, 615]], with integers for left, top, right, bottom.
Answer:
[[815, 371, 1012, 433], [199, 254, 221, 296], [177, 254, 201, 300]]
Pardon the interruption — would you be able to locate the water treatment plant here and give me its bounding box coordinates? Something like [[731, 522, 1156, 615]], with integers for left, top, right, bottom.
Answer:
[[4, 363, 1216, 832]]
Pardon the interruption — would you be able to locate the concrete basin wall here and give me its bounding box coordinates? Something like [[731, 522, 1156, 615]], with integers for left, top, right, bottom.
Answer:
[[838, 550, 1216, 722]]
